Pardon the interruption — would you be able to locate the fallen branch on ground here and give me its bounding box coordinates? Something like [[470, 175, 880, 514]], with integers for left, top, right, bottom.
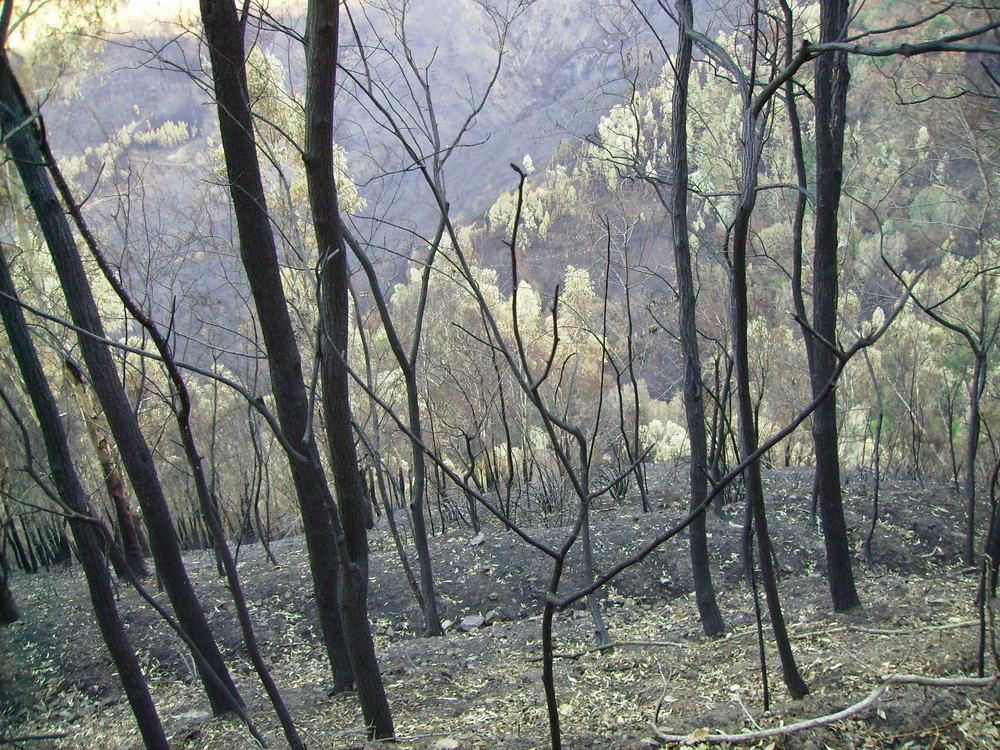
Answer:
[[650, 673, 999, 745]]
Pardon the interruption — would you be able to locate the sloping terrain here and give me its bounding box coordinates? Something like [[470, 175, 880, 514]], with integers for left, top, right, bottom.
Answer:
[[2, 468, 999, 748]]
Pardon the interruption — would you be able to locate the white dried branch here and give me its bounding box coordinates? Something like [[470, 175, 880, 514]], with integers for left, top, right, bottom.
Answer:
[[651, 674, 999, 745]]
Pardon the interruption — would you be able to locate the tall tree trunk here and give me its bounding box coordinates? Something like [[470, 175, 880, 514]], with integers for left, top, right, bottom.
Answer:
[[0, 248, 168, 750], [198, 0, 355, 691], [669, 0, 724, 637], [0, 49, 242, 715], [51, 155, 307, 748], [304, 0, 394, 738], [64, 358, 150, 578], [811, 0, 861, 612], [862, 350, 884, 571], [732, 199, 810, 700], [729, 59, 809, 696]]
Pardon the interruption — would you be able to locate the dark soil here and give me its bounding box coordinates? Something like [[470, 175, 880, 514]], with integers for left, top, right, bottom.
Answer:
[[2, 467, 998, 749]]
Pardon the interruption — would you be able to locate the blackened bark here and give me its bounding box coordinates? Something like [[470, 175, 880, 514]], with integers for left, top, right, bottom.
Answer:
[[0, 49, 242, 715], [11, 517, 35, 573], [985, 459, 1000, 598], [781, 0, 809, 337], [729, 63, 809, 694], [304, 0, 394, 737], [0, 578, 16, 625], [404, 378, 445, 635], [319, 259, 394, 734], [732, 198, 810, 700], [812, 0, 861, 612], [861, 350, 883, 571], [670, 0, 724, 638], [0, 250, 168, 750], [0, 548, 17, 624], [48, 152, 306, 749], [541, 563, 567, 750], [344, 216, 446, 637], [199, 0, 354, 690]]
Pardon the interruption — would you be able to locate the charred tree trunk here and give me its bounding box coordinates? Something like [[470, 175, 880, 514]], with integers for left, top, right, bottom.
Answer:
[[984, 457, 1000, 598], [305, 0, 394, 737], [732, 198, 810, 700], [728, 46, 809, 694], [0, 532, 17, 625], [670, 0, 724, 638], [0, 48, 241, 715], [0, 247, 168, 750], [0, 446, 19, 624], [0, 564, 17, 625], [199, 0, 355, 690], [862, 349, 883, 571], [810, 0, 861, 612], [15, 516, 36, 573]]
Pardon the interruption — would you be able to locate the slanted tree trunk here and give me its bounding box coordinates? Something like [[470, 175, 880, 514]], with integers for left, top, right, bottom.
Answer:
[[64, 358, 150, 578], [726, 30, 809, 695], [669, 0, 724, 638], [305, 0, 394, 737], [0, 247, 168, 750], [342, 215, 446, 637], [732, 199, 810, 700], [198, 0, 355, 691], [0, 48, 242, 715], [9, 516, 35, 573], [43, 142, 306, 749], [810, 0, 861, 612]]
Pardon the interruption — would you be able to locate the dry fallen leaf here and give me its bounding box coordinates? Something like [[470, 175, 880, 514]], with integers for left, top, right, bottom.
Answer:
[[683, 727, 710, 744]]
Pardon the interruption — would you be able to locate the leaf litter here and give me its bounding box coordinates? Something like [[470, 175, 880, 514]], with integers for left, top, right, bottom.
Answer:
[[1, 468, 998, 748]]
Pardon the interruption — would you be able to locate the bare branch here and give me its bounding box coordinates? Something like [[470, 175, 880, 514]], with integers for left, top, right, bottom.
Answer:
[[652, 674, 999, 745]]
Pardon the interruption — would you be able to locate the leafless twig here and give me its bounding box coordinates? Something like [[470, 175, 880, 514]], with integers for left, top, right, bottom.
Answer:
[[651, 674, 999, 744]]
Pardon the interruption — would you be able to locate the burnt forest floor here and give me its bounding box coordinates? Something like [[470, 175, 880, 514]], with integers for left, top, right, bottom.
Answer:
[[2, 466, 999, 749]]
